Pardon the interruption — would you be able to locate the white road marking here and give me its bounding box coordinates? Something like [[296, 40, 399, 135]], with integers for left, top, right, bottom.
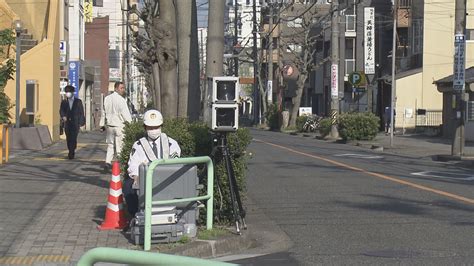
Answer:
[[213, 253, 267, 262], [411, 171, 474, 181], [334, 153, 384, 159]]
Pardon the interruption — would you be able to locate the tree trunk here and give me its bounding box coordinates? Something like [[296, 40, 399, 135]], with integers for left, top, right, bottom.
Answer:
[[156, 0, 178, 118], [258, 76, 268, 124], [176, 0, 191, 118], [203, 0, 225, 123], [152, 62, 161, 110], [289, 73, 306, 127], [188, 0, 201, 121]]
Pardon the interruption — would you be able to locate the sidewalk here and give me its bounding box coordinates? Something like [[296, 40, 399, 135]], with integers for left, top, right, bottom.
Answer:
[[294, 130, 474, 164], [352, 132, 474, 162], [0, 131, 254, 265]]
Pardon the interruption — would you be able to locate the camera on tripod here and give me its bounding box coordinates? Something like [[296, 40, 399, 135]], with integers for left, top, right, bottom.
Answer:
[[209, 76, 240, 132]]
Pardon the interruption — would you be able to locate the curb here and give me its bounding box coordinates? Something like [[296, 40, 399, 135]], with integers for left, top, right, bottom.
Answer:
[[164, 232, 256, 259]]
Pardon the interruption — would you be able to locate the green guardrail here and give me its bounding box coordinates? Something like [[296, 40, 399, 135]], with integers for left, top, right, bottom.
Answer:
[[77, 247, 237, 266], [145, 156, 214, 251]]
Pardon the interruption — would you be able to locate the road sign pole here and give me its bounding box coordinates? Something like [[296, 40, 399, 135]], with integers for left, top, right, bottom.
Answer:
[[452, 0, 467, 156]]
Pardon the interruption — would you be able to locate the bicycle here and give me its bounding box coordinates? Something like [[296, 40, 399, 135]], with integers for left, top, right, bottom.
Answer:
[[302, 115, 323, 132]]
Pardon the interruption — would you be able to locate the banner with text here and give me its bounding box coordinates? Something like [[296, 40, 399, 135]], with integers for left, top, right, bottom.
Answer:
[[364, 7, 375, 75], [331, 64, 338, 99]]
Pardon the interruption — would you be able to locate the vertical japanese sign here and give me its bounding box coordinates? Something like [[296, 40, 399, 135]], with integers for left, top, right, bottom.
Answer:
[[59, 40, 67, 65], [453, 34, 466, 91], [331, 64, 338, 99], [267, 80, 273, 102], [68, 61, 80, 97], [364, 7, 375, 75]]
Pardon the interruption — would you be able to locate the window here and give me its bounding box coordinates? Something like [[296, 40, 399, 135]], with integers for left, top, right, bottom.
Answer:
[[467, 29, 474, 41], [287, 17, 303, 28], [287, 43, 302, 53], [345, 38, 355, 59], [109, 49, 120, 69], [345, 38, 355, 75], [468, 101, 474, 121], [412, 19, 423, 54], [93, 0, 103, 7]]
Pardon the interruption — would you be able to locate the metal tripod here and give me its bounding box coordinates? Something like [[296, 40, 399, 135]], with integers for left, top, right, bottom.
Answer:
[[213, 132, 247, 234]]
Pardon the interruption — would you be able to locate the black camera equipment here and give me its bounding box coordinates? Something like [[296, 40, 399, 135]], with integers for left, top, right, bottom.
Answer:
[[212, 132, 247, 234], [209, 77, 240, 132], [208, 76, 246, 233]]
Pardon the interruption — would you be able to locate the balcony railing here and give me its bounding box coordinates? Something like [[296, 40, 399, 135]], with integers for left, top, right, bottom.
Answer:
[[399, 0, 412, 8]]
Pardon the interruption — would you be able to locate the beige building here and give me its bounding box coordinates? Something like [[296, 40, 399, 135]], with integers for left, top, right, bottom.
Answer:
[[1, 0, 60, 141], [394, 1, 474, 131]]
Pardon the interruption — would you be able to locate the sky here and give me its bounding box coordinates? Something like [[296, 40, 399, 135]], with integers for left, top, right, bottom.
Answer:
[[197, 0, 209, 28]]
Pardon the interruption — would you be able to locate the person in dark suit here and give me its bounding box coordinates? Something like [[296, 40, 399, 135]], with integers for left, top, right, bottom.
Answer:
[[60, 85, 85, 159]]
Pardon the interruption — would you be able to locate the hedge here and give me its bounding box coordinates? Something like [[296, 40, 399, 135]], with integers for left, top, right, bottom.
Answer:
[[338, 112, 380, 141], [118, 118, 251, 224]]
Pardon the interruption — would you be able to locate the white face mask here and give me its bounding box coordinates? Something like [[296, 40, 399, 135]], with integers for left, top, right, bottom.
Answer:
[[147, 128, 162, 140], [65, 92, 73, 98]]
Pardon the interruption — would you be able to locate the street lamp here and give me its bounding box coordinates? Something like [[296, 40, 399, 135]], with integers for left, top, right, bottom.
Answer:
[[13, 19, 22, 128]]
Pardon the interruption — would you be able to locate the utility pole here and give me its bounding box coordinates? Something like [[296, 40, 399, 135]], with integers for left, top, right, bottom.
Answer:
[[253, 0, 259, 125], [126, 0, 131, 100], [267, 3, 273, 104], [452, 0, 467, 156], [390, 0, 397, 147], [233, 1, 239, 77], [276, 5, 282, 112], [330, 0, 340, 139], [204, 0, 225, 123]]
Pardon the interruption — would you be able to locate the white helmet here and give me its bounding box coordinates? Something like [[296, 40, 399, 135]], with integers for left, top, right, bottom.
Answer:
[[143, 109, 163, 127]]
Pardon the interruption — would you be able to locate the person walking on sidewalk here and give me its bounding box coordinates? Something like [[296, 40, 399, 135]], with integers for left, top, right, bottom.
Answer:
[[60, 85, 85, 159], [100, 81, 132, 170], [124, 109, 181, 217], [384, 106, 396, 135]]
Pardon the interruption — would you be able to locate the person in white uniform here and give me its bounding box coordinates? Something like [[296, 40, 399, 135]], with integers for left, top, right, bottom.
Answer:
[[99, 81, 132, 169], [124, 109, 181, 217]]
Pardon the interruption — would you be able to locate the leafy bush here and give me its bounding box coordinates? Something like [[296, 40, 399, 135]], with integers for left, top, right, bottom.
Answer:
[[118, 118, 252, 224], [338, 112, 380, 141], [118, 120, 146, 174], [0, 29, 15, 124], [318, 118, 332, 137], [264, 103, 280, 130], [296, 116, 307, 132]]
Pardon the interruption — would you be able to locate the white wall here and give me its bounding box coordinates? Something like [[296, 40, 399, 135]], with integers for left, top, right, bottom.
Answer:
[[68, 0, 84, 61]]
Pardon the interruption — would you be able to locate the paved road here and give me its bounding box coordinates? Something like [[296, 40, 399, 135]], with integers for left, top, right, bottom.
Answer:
[[243, 129, 474, 265]]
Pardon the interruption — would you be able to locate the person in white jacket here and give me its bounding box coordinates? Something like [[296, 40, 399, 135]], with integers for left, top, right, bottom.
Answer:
[[124, 109, 181, 217], [99, 82, 132, 169]]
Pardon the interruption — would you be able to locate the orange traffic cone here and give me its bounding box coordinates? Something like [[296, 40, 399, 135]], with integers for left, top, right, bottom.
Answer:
[[98, 161, 127, 230]]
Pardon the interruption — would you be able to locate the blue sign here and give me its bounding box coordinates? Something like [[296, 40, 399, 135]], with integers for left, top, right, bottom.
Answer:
[[68, 61, 80, 97], [453, 34, 466, 91]]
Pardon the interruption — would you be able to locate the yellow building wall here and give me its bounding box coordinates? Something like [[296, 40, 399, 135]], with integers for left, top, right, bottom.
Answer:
[[396, 1, 474, 129], [3, 0, 60, 141], [5, 0, 49, 41], [421, 1, 455, 110], [395, 72, 423, 129], [466, 1, 474, 69]]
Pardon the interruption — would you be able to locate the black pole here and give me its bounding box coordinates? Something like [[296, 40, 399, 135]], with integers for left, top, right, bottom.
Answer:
[[233, 1, 239, 77], [252, 0, 259, 125]]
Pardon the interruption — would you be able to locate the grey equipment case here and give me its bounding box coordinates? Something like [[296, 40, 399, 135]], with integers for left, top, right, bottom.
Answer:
[[131, 163, 199, 245]]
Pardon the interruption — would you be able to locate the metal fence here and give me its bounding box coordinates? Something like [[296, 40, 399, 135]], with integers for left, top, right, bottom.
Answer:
[[415, 109, 442, 127]]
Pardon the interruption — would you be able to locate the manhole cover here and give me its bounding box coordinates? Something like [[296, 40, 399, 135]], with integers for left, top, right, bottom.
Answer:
[[363, 250, 421, 258]]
